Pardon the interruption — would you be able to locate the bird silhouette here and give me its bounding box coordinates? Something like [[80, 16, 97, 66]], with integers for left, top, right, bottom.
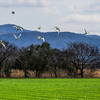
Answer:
[[13, 25, 23, 31], [12, 11, 15, 14], [54, 26, 60, 34], [0, 40, 6, 48], [38, 36, 45, 42], [13, 34, 21, 40], [38, 26, 41, 30], [84, 28, 89, 34]]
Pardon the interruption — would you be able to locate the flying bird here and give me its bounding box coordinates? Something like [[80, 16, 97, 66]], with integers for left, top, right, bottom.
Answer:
[[38, 36, 45, 42], [38, 26, 41, 30], [0, 40, 6, 48], [34, 26, 46, 30], [84, 28, 89, 34], [12, 11, 15, 14], [13, 25, 23, 31], [13, 34, 21, 40], [54, 26, 60, 34]]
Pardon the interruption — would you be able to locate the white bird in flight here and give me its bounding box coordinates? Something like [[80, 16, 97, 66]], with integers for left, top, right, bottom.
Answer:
[[38, 26, 41, 30], [54, 26, 60, 34], [0, 40, 6, 48], [13, 25, 23, 31], [13, 34, 21, 40], [34, 26, 46, 30], [84, 28, 89, 34], [38, 36, 45, 42]]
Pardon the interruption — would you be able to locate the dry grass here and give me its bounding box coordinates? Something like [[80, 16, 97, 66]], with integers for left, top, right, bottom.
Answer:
[[2, 69, 98, 78]]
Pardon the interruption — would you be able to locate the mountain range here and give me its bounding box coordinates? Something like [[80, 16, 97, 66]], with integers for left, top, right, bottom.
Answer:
[[0, 24, 100, 50]]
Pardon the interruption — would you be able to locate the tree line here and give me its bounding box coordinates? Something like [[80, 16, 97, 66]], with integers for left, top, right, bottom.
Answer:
[[0, 41, 100, 78]]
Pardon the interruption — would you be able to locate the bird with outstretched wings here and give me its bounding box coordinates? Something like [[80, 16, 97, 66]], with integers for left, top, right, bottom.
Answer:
[[0, 40, 6, 48], [13, 25, 23, 31], [38, 36, 45, 42], [54, 26, 60, 34], [13, 34, 21, 40]]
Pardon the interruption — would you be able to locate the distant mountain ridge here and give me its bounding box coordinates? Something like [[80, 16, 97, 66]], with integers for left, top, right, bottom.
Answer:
[[0, 24, 100, 50], [0, 24, 30, 34]]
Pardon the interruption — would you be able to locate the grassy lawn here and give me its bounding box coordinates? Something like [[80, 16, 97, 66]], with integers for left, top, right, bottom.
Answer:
[[0, 78, 100, 100]]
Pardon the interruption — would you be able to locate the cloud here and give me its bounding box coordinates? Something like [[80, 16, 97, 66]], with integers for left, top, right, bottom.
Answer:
[[0, 0, 37, 7], [37, 0, 52, 6], [87, 0, 100, 7], [67, 5, 82, 13], [41, 6, 60, 14], [65, 1, 100, 13], [83, 0, 100, 13], [0, 0, 52, 7], [59, 14, 100, 23]]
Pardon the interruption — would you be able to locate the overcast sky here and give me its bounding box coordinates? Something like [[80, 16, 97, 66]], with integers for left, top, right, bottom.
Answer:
[[1, 0, 100, 35]]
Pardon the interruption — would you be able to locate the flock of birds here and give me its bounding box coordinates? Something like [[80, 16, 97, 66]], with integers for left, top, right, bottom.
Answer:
[[12, 25, 60, 41], [0, 25, 61, 48], [0, 11, 89, 48]]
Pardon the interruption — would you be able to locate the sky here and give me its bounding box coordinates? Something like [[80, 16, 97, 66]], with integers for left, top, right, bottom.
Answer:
[[0, 0, 100, 35]]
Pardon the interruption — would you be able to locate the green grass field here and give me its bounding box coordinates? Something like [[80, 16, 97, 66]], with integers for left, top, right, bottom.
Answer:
[[0, 78, 100, 100]]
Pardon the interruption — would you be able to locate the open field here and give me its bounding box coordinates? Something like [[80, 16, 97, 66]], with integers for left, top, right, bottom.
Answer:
[[0, 78, 100, 100]]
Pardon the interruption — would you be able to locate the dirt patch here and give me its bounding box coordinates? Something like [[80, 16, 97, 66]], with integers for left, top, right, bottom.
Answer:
[[83, 69, 100, 78], [10, 69, 100, 78], [1, 69, 100, 78], [11, 69, 25, 78]]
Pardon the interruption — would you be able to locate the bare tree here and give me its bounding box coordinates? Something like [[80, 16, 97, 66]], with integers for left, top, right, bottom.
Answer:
[[29, 42, 52, 77], [64, 42, 100, 78], [0, 41, 17, 77], [47, 48, 63, 78], [13, 46, 32, 77]]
